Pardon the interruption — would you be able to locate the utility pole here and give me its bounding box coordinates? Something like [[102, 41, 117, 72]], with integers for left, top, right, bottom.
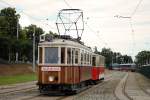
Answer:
[[15, 18, 19, 63], [33, 26, 36, 72]]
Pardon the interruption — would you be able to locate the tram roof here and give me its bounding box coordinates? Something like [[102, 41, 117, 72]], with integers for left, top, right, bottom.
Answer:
[[38, 38, 92, 52]]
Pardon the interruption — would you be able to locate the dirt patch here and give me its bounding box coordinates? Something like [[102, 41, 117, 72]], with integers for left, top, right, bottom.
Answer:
[[0, 64, 36, 76]]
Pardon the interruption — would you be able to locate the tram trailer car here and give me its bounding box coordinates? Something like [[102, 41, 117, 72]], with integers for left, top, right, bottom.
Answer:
[[92, 54, 105, 84], [37, 35, 105, 94]]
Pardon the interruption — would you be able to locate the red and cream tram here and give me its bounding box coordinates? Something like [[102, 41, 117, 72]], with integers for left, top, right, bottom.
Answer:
[[37, 35, 105, 94]]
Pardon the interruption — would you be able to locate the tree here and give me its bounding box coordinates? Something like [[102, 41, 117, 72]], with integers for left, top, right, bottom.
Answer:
[[0, 7, 20, 38], [135, 51, 150, 67], [94, 46, 99, 54], [0, 37, 11, 60], [0, 7, 59, 63], [112, 52, 121, 64], [22, 24, 44, 61], [0, 7, 20, 62], [99, 47, 133, 69], [23, 24, 44, 43], [19, 39, 33, 62], [100, 48, 113, 68]]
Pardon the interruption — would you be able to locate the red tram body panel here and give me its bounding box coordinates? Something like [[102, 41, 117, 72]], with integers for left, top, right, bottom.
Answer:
[[92, 67, 100, 80], [91, 55, 105, 81], [91, 66, 105, 80]]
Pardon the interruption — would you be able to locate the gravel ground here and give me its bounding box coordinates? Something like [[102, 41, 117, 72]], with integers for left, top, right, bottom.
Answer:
[[66, 71, 126, 100], [115, 73, 129, 100], [0, 81, 38, 100], [0, 88, 39, 100], [125, 72, 150, 100], [135, 73, 150, 94], [0, 81, 37, 94], [72, 80, 120, 100]]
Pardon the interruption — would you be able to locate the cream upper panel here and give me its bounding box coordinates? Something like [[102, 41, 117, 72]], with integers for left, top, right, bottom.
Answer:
[[38, 39, 92, 52]]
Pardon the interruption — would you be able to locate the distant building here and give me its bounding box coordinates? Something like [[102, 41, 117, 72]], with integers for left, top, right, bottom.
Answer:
[[112, 63, 136, 71]]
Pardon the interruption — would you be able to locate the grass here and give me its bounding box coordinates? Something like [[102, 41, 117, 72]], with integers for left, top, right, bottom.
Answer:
[[0, 73, 37, 85]]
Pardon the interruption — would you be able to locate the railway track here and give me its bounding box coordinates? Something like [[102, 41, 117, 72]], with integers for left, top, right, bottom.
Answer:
[[113, 72, 129, 100], [69, 71, 125, 100], [0, 88, 39, 100], [0, 81, 37, 94], [116, 72, 150, 100], [126, 72, 150, 100], [122, 73, 133, 100], [0, 71, 126, 100], [0, 86, 37, 95], [19, 93, 71, 100], [0, 82, 38, 100], [1, 71, 149, 100], [15, 71, 116, 100], [19, 81, 109, 100]]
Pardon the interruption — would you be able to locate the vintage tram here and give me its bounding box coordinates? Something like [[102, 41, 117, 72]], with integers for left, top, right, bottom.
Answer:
[[37, 35, 105, 94]]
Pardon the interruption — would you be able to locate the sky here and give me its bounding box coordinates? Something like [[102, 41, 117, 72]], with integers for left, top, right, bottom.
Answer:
[[0, 0, 150, 59]]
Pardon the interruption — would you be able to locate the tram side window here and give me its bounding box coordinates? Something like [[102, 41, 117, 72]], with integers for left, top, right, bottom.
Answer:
[[99, 56, 101, 66], [102, 57, 105, 66], [81, 50, 84, 65], [67, 48, 71, 64], [84, 52, 86, 64], [39, 47, 42, 63], [92, 56, 96, 66], [45, 47, 58, 64], [86, 53, 88, 65], [87, 53, 89, 65], [90, 55, 92, 65], [75, 50, 78, 64], [96, 56, 100, 67], [72, 48, 75, 64], [61, 47, 65, 64], [100, 57, 104, 65]]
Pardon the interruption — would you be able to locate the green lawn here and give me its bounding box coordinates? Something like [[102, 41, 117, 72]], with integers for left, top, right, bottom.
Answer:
[[0, 74, 37, 85]]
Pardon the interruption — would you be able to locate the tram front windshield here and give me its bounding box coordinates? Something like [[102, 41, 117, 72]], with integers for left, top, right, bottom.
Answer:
[[45, 47, 58, 64]]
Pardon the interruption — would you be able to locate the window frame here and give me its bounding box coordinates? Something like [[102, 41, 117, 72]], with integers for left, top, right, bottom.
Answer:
[[75, 49, 79, 65], [81, 50, 84, 65], [61, 47, 66, 64], [92, 56, 96, 66], [38, 47, 43, 64], [44, 47, 59, 64], [67, 47, 72, 64], [40, 44, 93, 66]]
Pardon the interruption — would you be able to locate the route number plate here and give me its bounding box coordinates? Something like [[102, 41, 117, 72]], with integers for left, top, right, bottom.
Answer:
[[41, 67, 61, 71]]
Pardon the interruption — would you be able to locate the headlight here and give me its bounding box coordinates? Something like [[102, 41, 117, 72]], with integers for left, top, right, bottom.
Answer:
[[48, 76, 54, 82]]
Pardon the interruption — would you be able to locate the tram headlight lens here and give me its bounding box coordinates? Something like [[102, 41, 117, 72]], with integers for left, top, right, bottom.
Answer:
[[48, 76, 54, 82]]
